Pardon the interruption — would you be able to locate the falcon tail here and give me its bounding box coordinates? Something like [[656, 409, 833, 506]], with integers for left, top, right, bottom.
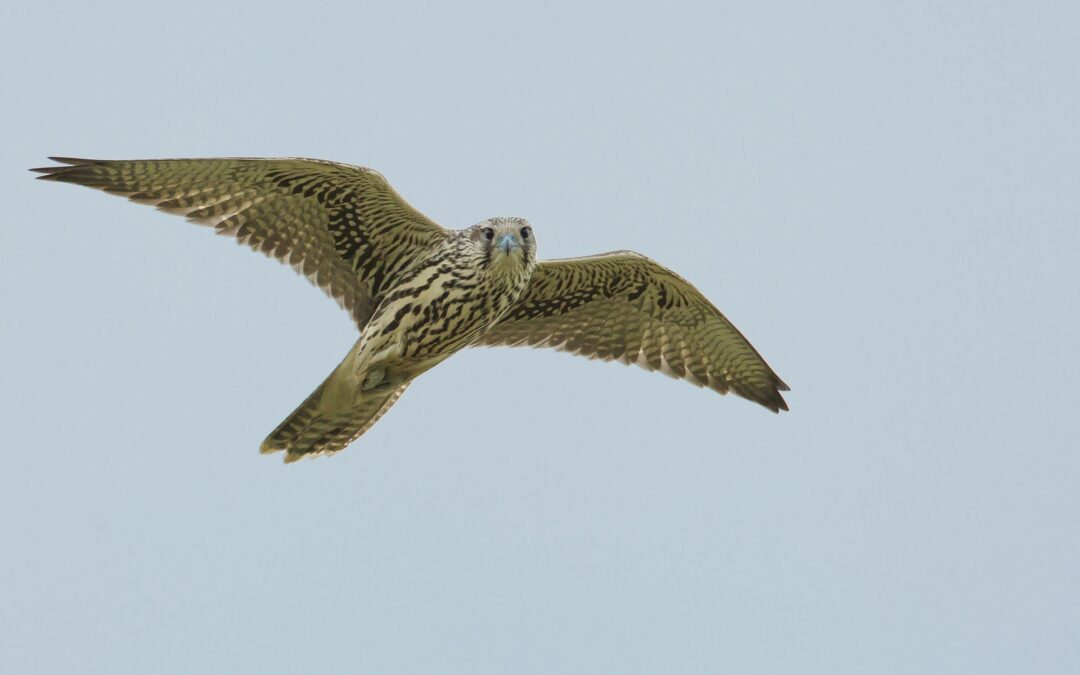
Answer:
[[260, 362, 410, 463]]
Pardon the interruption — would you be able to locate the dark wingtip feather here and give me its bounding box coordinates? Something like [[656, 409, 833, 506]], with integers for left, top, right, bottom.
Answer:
[[774, 383, 791, 412], [763, 394, 788, 413], [31, 157, 104, 180], [31, 167, 70, 178], [775, 375, 791, 411], [46, 156, 100, 165], [757, 381, 790, 413], [762, 371, 791, 412]]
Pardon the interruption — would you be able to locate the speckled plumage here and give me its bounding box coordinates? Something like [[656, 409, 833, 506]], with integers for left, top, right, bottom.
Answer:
[[34, 156, 789, 462]]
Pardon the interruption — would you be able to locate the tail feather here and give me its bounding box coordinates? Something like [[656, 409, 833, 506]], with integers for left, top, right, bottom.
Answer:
[[260, 370, 410, 463]]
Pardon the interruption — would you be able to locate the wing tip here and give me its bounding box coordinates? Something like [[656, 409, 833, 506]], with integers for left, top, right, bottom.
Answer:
[[768, 387, 791, 413], [769, 374, 790, 412], [767, 375, 791, 412], [746, 376, 790, 413], [260, 438, 307, 464], [47, 156, 99, 164], [758, 398, 789, 414], [31, 157, 104, 181]]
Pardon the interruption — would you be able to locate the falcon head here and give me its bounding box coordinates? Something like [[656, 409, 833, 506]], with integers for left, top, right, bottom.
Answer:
[[470, 217, 536, 269]]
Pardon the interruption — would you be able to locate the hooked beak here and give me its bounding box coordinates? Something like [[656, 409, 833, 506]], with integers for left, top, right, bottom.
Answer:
[[497, 233, 522, 254]]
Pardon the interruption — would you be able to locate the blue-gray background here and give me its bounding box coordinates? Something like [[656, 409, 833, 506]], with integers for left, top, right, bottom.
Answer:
[[2, 2, 1077, 673]]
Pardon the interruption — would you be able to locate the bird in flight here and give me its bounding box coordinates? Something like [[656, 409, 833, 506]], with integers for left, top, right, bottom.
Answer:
[[34, 157, 789, 462]]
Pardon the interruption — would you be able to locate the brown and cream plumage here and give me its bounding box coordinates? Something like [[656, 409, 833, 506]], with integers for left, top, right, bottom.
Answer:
[[33, 156, 789, 462]]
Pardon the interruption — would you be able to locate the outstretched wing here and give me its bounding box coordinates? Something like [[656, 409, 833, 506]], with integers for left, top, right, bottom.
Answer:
[[33, 157, 448, 328], [476, 251, 790, 412]]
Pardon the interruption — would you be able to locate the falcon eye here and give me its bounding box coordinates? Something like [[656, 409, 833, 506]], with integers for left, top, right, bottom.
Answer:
[[483, 227, 495, 241], [520, 227, 530, 240]]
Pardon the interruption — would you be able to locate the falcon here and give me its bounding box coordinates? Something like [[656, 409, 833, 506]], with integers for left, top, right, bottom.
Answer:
[[33, 157, 789, 462]]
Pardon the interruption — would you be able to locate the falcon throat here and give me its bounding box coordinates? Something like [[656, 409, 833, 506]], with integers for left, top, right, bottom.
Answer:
[[34, 156, 790, 462]]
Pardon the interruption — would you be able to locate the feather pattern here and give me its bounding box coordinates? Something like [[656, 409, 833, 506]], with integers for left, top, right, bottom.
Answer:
[[475, 251, 789, 412], [32, 157, 448, 328]]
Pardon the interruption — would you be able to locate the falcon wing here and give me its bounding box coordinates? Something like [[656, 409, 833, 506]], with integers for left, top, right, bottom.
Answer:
[[32, 157, 448, 328], [476, 251, 789, 412]]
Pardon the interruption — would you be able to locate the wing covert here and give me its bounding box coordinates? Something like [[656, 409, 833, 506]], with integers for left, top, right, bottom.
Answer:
[[476, 251, 790, 412], [32, 157, 449, 327]]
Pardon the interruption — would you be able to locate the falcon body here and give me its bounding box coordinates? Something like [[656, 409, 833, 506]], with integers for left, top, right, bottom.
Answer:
[[34, 156, 789, 462], [263, 218, 537, 456]]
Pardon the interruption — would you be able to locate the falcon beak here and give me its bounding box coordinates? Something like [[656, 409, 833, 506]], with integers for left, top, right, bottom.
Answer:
[[498, 233, 521, 254]]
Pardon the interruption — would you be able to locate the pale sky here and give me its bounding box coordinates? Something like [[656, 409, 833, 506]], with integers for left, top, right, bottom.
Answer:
[[2, 2, 1078, 673]]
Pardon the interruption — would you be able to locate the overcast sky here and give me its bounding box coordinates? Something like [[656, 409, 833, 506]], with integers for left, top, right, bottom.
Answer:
[[2, 2, 1077, 673]]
